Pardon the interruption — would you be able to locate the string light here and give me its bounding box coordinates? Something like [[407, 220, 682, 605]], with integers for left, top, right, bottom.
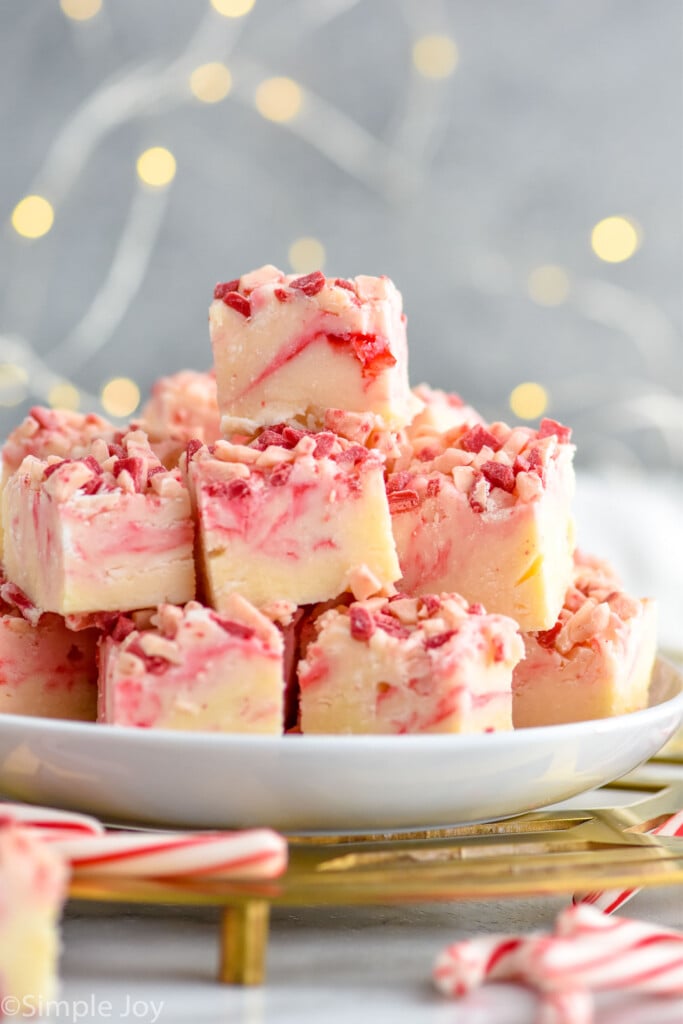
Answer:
[[255, 77, 302, 122], [11, 195, 54, 239], [528, 265, 571, 306], [101, 377, 140, 417], [288, 237, 325, 273], [60, 0, 102, 21], [48, 383, 81, 411], [0, 364, 28, 408], [189, 62, 232, 103], [509, 382, 548, 420], [210, 0, 255, 17], [591, 216, 640, 263], [412, 35, 459, 79], [136, 147, 177, 188]]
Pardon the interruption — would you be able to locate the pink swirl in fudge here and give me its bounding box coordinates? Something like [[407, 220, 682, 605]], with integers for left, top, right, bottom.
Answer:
[[185, 428, 400, 611], [210, 265, 421, 434], [298, 592, 523, 734]]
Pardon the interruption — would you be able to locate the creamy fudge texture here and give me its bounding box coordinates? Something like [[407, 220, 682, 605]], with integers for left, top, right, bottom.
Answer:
[[389, 419, 576, 631], [512, 554, 657, 726], [299, 593, 523, 734], [99, 597, 284, 732], [0, 823, 68, 1004], [209, 265, 420, 434], [0, 575, 97, 720], [138, 369, 221, 467], [0, 406, 114, 559], [2, 430, 195, 616], [185, 426, 400, 611]]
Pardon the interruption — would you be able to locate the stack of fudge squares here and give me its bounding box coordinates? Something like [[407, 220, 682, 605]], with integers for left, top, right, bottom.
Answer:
[[0, 265, 657, 734]]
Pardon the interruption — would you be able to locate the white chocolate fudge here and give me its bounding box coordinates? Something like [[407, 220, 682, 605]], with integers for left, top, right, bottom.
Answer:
[[98, 597, 284, 732], [138, 369, 221, 467], [210, 265, 420, 433], [0, 823, 68, 1004], [0, 406, 114, 558], [299, 593, 523, 734], [512, 554, 657, 726], [2, 430, 195, 616], [185, 427, 400, 611], [389, 419, 576, 631], [0, 575, 97, 720]]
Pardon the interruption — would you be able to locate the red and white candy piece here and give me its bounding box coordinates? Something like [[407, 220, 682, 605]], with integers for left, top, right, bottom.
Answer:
[[51, 827, 288, 880], [574, 809, 683, 914], [0, 801, 103, 838], [523, 904, 683, 996], [433, 932, 533, 996], [535, 990, 593, 1024]]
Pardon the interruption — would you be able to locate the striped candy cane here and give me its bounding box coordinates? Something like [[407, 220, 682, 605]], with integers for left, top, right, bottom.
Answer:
[[433, 932, 533, 996], [51, 827, 287, 880], [0, 801, 103, 838], [574, 809, 683, 913]]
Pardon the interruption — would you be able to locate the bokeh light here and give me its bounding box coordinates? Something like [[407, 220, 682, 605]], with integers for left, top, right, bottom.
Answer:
[[288, 237, 326, 274], [60, 0, 102, 21], [101, 377, 141, 417], [509, 381, 549, 420], [0, 364, 28, 408], [210, 0, 255, 16], [255, 77, 303, 122], [136, 147, 177, 188], [189, 62, 232, 103], [11, 195, 54, 239], [412, 35, 459, 79], [528, 265, 571, 306], [48, 382, 81, 411], [591, 216, 640, 263]]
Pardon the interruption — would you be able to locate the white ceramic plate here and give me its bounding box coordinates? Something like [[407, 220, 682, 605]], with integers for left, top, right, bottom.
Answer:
[[0, 657, 680, 833]]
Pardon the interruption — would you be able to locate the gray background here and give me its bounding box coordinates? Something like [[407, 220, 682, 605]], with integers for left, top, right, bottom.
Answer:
[[1, 0, 681, 469]]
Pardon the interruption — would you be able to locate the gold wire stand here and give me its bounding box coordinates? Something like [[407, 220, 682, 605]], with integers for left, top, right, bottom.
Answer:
[[68, 754, 683, 986]]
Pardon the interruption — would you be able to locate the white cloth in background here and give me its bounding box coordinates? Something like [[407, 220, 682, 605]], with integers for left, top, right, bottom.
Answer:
[[575, 473, 683, 650]]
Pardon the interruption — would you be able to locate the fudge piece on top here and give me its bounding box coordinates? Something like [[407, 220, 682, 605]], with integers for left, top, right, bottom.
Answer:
[[138, 369, 221, 467], [185, 426, 400, 612], [210, 265, 420, 434], [98, 597, 284, 733], [0, 822, 68, 1004], [512, 554, 657, 726], [2, 430, 195, 616], [0, 575, 97, 720], [0, 406, 114, 557], [388, 419, 576, 631], [298, 593, 523, 734]]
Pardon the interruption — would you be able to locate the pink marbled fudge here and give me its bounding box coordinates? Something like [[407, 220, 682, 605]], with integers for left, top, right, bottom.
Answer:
[[513, 554, 657, 726], [98, 597, 284, 732], [299, 593, 523, 734], [388, 419, 576, 631], [0, 575, 97, 720], [209, 265, 420, 434], [0, 406, 114, 558], [2, 430, 195, 616], [185, 426, 400, 611], [138, 369, 221, 467], [0, 822, 68, 1004]]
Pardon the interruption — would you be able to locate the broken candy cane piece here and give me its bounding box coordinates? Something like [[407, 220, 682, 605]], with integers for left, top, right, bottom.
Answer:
[[574, 809, 683, 914]]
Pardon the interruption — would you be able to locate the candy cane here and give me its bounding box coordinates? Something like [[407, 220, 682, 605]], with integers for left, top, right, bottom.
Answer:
[[433, 932, 536, 995], [535, 990, 593, 1024], [574, 809, 683, 913], [0, 801, 103, 837], [51, 828, 287, 880], [521, 905, 683, 996]]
